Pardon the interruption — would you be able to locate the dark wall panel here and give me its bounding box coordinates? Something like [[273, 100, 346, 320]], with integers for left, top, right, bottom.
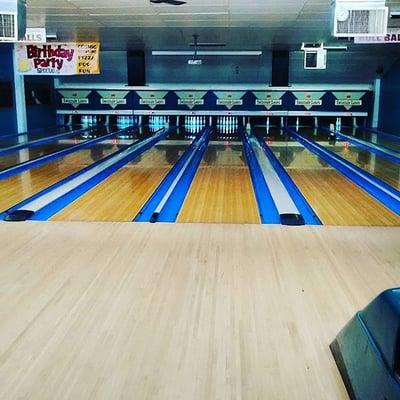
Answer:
[[128, 50, 146, 86], [379, 58, 400, 136], [271, 50, 289, 87], [24, 76, 56, 130], [0, 44, 17, 135]]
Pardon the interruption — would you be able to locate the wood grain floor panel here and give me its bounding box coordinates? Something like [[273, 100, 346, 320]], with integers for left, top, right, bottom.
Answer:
[[289, 169, 400, 226], [178, 144, 260, 224], [0, 222, 399, 399], [0, 144, 119, 213], [52, 145, 187, 222]]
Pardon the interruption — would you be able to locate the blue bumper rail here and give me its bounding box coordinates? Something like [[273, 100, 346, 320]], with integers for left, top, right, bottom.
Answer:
[[2, 127, 172, 221], [285, 127, 400, 216], [134, 127, 212, 223]]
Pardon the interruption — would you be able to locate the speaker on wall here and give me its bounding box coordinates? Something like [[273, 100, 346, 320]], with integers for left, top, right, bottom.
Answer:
[[271, 50, 289, 87], [127, 50, 146, 86]]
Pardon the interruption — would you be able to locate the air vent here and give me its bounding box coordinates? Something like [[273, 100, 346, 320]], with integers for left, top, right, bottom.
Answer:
[[0, 0, 26, 42], [0, 12, 16, 41], [332, 1, 388, 37]]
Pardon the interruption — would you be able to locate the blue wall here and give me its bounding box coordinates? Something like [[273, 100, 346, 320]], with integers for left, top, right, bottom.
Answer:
[[58, 50, 398, 87], [60, 52, 128, 85], [379, 57, 400, 136], [0, 44, 17, 136], [0, 45, 57, 135], [25, 75, 57, 130]]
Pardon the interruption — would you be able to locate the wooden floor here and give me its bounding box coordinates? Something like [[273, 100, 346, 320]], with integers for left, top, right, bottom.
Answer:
[[52, 143, 187, 221], [297, 127, 400, 190], [289, 169, 400, 226], [0, 143, 119, 213], [178, 144, 260, 224], [1, 222, 400, 399]]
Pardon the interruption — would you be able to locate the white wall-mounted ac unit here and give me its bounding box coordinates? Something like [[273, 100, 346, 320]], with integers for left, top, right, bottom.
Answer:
[[301, 43, 327, 70], [332, 0, 388, 37], [304, 49, 327, 69], [0, 0, 26, 42]]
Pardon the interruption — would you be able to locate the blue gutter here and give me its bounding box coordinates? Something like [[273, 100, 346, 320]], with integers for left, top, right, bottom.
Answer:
[[0, 125, 139, 180], [319, 126, 400, 164], [0, 126, 93, 156], [360, 126, 400, 143], [285, 127, 400, 216], [1, 127, 173, 221], [135, 127, 212, 223], [242, 130, 281, 224], [254, 132, 322, 225], [0, 125, 66, 141]]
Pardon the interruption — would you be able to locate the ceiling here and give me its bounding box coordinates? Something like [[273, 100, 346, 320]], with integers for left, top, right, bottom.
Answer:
[[26, 0, 400, 51]]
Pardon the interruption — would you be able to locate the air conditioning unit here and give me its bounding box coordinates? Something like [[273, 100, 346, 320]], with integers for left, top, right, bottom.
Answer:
[[301, 43, 327, 70], [332, 0, 389, 37], [0, 0, 26, 42]]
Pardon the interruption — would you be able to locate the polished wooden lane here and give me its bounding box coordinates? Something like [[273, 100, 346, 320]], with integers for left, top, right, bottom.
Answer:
[[178, 143, 260, 224], [298, 127, 400, 190], [289, 169, 400, 226], [0, 126, 74, 148], [0, 127, 114, 171], [268, 139, 400, 226], [0, 142, 124, 213], [1, 222, 399, 399], [52, 142, 189, 221], [340, 127, 400, 154]]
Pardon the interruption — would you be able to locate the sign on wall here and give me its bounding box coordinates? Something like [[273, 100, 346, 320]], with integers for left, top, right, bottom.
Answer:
[[253, 91, 285, 110], [136, 91, 168, 109], [58, 90, 91, 108], [354, 29, 400, 44], [176, 91, 207, 109], [333, 92, 365, 110], [56, 89, 372, 114], [23, 28, 46, 43], [97, 90, 129, 109], [294, 92, 325, 110], [214, 91, 245, 109], [16, 42, 100, 75]]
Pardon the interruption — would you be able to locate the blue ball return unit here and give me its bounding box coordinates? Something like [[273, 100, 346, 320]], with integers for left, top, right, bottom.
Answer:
[[331, 288, 400, 400]]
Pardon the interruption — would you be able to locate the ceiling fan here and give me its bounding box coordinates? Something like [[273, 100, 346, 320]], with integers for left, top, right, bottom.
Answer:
[[150, 0, 187, 5]]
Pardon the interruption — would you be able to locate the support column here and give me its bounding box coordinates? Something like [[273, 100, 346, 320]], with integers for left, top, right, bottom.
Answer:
[[372, 77, 381, 128], [12, 45, 27, 137]]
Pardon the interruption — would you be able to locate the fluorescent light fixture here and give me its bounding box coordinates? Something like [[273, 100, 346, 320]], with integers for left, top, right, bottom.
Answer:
[[152, 50, 262, 56], [390, 11, 400, 18], [324, 45, 348, 51], [160, 12, 228, 16], [189, 43, 226, 47]]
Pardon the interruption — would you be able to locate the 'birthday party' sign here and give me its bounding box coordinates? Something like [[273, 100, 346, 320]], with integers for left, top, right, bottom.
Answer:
[[16, 42, 100, 75]]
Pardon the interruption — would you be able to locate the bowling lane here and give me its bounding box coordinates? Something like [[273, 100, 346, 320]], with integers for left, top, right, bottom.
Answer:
[[259, 129, 400, 226], [340, 126, 400, 153], [0, 125, 80, 148], [0, 126, 120, 171], [0, 139, 134, 213], [298, 127, 400, 190], [52, 140, 190, 222], [178, 141, 260, 224]]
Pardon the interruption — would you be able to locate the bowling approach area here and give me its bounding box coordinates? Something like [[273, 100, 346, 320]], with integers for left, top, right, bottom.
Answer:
[[1, 0, 400, 399]]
